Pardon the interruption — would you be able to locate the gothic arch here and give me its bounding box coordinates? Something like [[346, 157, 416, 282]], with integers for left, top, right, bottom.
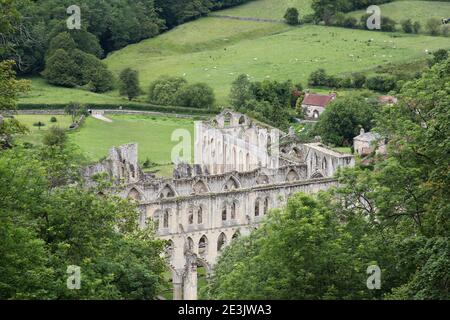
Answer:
[[217, 233, 227, 252], [128, 188, 142, 201], [193, 180, 209, 194], [254, 198, 261, 217], [311, 171, 324, 179], [197, 206, 204, 225], [223, 176, 241, 191], [221, 204, 228, 221], [232, 231, 240, 240], [264, 197, 270, 215], [198, 235, 208, 257], [286, 169, 300, 182], [188, 207, 194, 225], [231, 201, 237, 220], [187, 237, 195, 251], [159, 184, 177, 199], [238, 115, 246, 125], [163, 209, 170, 229]]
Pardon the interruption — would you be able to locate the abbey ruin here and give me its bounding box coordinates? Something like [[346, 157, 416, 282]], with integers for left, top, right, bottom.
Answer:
[[84, 110, 355, 300]]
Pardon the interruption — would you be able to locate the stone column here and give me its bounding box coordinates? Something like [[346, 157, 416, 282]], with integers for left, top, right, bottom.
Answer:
[[172, 270, 183, 300]]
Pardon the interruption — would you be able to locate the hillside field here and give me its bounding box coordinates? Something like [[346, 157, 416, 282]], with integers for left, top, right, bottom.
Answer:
[[106, 23, 448, 105], [18, 0, 450, 106]]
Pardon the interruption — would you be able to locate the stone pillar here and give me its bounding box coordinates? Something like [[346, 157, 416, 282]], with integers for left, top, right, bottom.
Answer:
[[173, 270, 183, 300], [183, 254, 198, 300]]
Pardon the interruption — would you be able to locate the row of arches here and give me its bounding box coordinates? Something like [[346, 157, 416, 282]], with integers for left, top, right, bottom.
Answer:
[[155, 195, 272, 231], [166, 231, 240, 259]]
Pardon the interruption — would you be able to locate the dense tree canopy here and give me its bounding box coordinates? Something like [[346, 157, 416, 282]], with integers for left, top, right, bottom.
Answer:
[[1, 0, 257, 75], [207, 58, 450, 300], [313, 94, 380, 147]]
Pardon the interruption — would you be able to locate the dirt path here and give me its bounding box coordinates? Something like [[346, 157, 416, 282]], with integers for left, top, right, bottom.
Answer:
[[92, 113, 113, 123]]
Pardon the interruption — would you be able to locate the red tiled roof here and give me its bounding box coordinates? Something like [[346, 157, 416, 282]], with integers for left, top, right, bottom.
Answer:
[[302, 93, 336, 107]]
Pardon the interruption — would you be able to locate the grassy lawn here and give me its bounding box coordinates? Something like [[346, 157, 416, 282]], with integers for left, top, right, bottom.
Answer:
[[14, 114, 194, 177], [70, 114, 195, 176], [14, 115, 73, 145], [348, 1, 450, 30], [217, 0, 313, 19]]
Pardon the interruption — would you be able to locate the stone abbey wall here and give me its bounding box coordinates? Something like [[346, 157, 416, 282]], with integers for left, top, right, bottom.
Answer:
[[85, 110, 355, 300]]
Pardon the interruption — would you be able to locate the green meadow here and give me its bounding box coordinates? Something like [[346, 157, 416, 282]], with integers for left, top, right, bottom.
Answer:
[[18, 0, 450, 106], [14, 114, 195, 177], [106, 23, 448, 104]]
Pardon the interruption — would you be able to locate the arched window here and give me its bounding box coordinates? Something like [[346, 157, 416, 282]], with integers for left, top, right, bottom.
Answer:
[[187, 237, 195, 251], [217, 233, 227, 252], [198, 207, 203, 224], [193, 180, 208, 194], [287, 169, 300, 182], [322, 157, 328, 172], [232, 231, 240, 241], [163, 210, 169, 228], [264, 198, 269, 215], [128, 188, 141, 201], [267, 135, 272, 156], [222, 205, 227, 221], [159, 185, 176, 199], [188, 209, 194, 225], [239, 116, 246, 125], [223, 176, 240, 191], [255, 199, 260, 217], [231, 202, 237, 220], [199, 236, 208, 256]]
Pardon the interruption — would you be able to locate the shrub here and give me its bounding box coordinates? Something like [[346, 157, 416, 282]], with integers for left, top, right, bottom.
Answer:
[[308, 68, 328, 86], [413, 21, 421, 34], [148, 76, 188, 106], [365, 75, 397, 92], [50, 117, 57, 123], [352, 73, 366, 88], [177, 83, 215, 109], [426, 18, 441, 36], [401, 19, 413, 34], [284, 8, 300, 25], [42, 49, 78, 87], [119, 68, 141, 101]]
